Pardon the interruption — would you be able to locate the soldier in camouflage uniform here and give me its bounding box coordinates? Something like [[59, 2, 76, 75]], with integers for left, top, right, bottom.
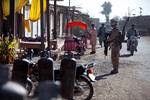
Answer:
[[107, 19, 122, 74]]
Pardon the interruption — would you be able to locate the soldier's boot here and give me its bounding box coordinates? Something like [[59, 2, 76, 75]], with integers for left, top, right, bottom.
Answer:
[[110, 66, 118, 74]]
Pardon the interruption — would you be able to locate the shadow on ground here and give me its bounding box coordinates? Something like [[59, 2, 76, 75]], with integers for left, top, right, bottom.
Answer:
[[120, 54, 132, 57], [95, 73, 113, 81]]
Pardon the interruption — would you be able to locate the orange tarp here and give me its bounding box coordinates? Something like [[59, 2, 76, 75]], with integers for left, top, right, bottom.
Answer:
[[66, 21, 88, 30]]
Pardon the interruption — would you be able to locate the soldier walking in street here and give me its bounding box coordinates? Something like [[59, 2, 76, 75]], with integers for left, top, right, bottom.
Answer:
[[98, 23, 106, 47], [107, 19, 122, 74]]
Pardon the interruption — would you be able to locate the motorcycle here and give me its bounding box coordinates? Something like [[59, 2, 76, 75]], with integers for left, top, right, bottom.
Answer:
[[73, 37, 86, 56], [76, 63, 96, 82], [27, 61, 95, 99], [64, 36, 86, 58], [127, 36, 138, 55], [23, 49, 95, 99], [73, 63, 96, 99]]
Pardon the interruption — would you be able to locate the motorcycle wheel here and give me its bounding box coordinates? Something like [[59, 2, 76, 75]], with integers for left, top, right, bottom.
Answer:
[[131, 50, 134, 55], [26, 78, 33, 95], [74, 75, 94, 100], [130, 48, 134, 55], [80, 48, 85, 56]]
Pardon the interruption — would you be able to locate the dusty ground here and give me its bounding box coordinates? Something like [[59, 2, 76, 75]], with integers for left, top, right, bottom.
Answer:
[[78, 36, 150, 100], [28, 36, 150, 100]]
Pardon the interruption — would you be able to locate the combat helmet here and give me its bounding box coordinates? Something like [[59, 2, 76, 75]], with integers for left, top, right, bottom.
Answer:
[[110, 19, 117, 26]]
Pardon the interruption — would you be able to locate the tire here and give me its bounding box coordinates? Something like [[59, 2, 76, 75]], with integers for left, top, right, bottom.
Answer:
[[130, 50, 134, 56], [74, 75, 94, 100], [80, 48, 85, 56], [130, 45, 135, 56], [26, 78, 33, 95]]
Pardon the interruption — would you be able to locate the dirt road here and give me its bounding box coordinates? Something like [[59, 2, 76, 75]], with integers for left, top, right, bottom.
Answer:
[[80, 36, 150, 100]]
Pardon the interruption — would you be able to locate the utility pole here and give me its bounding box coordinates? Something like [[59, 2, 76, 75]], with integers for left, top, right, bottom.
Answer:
[[139, 7, 142, 16], [69, 0, 70, 9], [40, 0, 45, 50], [128, 7, 131, 17]]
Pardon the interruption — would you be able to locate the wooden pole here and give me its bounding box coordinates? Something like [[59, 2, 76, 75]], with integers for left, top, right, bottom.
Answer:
[[0, 0, 2, 36], [10, 0, 15, 38], [70, 6, 75, 35], [72, 6, 75, 21], [37, 21, 39, 36], [46, 0, 51, 49], [23, 6, 25, 38], [53, 0, 57, 39], [65, 8, 68, 35], [40, 0, 45, 50]]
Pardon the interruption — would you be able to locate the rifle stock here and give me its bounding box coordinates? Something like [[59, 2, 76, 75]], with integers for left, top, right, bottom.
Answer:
[[122, 17, 130, 42], [104, 40, 108, 56], [104, 32, 110, 56]]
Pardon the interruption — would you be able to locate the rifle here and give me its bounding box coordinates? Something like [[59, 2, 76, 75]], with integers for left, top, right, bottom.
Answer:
[[104, 40, 108, 59], [122, 17, 130, 42], [104, 32, 110, 58]]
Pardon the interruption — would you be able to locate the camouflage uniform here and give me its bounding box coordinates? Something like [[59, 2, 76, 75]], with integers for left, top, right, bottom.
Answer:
[[107, 24, 122, 73], [98, 24, 106, 47]]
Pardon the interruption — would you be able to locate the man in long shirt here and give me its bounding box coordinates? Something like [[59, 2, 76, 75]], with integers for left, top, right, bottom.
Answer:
[[89, 24, 97, 54], [107, 19, 122, 74]]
